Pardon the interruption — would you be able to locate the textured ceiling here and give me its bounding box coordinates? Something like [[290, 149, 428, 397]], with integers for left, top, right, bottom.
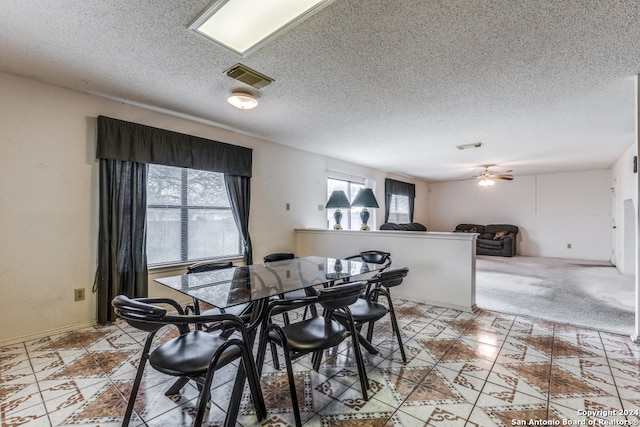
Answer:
[[1, 0, 639, 181]]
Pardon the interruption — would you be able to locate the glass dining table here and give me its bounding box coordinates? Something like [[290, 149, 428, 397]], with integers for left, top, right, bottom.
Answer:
[[154, 255, 379, 331], [154, 255, 384, 423]]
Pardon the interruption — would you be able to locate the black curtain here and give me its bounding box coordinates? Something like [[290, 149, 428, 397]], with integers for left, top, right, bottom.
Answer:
[[384, 178, 416, 223], [96, 116, 252, 176], [96, 159, 148, 324], [95, 116, 253, 324], [225, 174, 253, 265]]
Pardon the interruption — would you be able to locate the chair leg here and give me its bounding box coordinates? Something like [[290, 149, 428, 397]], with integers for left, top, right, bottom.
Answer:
[[270, 341, 281, 370], [282, 311, 291, 326], [123, 336, 154, 426], [262, 326, 302, 426], [256, 326, 269, 377], [365, 320, 375, 343], [308, 303, 318, 318], [240, 345, 267, 421], [194, 375, 212, 427], [164, 376, 189, 396], [281, 341, 302, 427], [347, 315, 369, 401], [224, 363, 248, 427], [311, 350, 323, 372], [387, 298, 407, 362]]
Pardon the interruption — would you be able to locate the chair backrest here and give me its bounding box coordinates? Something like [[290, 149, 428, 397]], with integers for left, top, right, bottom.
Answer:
[[317, 281, 368, 310], [263, 252, 295, 263], [187, 260, 233, 274], [377, 267, 409, 288], [359, 250, 391, 265], [112, 295, 168, 332]]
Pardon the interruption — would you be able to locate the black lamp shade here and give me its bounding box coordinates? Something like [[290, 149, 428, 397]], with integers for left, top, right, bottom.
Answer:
[[351, 188, 379, 208], [325, 190, 351, 208]]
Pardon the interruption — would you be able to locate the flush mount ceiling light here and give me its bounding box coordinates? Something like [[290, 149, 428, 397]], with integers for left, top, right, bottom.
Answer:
[[227, 90, 258, 109], [190, 0, 334, 56]]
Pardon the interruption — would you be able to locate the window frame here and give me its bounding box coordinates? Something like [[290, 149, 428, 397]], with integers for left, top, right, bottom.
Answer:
[[326, 172, 375, 230], [387, 194, 410, 224], [146, 165, 242, 267]]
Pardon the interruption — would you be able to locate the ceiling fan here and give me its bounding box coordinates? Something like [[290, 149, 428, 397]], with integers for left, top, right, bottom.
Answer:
[[475, 165, 513, 186]]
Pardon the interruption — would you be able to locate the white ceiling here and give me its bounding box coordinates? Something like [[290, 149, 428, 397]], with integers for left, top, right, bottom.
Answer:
[[1, 0, 639, 181]]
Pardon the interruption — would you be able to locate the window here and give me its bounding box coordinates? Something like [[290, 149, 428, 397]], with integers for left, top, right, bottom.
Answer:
[[326, 177, 365, 230], [146, 164, 241, 266], [384, 178, 415, 224], [387, 194, 410, 223]]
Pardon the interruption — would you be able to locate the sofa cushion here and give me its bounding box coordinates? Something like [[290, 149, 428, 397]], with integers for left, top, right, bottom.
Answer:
[[455, 224, 484, 234], [485, 224, 519, 235], [477, 239, 503, 249], [493, 230, 509, 240], [380, 222, 427, 231]]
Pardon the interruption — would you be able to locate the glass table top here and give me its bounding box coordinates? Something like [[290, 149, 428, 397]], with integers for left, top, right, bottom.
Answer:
[[154, 256, 377, 309]]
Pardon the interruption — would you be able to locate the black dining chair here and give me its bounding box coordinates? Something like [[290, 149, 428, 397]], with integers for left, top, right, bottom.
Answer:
[[262, 252, 323, 370], [263, 252, 295, 263], [345, 250, 392, 275], [263, 252, 318, 324], [187, 260, 233, 273], [112, 295, 266, 427], [255, 281, 370, 427], [334, 267, 410, 362], [184, 261, 253, 334]]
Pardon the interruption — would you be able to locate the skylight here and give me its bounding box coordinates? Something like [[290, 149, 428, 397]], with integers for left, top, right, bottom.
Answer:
[[190, 0, 334, 56]]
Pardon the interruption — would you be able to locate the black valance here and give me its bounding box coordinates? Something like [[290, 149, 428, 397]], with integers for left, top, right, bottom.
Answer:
[[385, 178, 415, 197], [96, 115, 252, 177]]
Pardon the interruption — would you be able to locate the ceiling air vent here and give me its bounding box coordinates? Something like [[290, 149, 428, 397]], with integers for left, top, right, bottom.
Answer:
[[224, 63, 274, 89]]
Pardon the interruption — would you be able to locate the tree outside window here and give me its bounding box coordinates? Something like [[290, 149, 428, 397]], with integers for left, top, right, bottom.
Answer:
[[147, 164, 241, 266]]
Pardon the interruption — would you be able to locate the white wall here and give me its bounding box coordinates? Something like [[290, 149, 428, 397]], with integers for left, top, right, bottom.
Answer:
[[296, 229, 477, 311], [0, 72, 429, 343], [611, 143, 638, 274], [427, 169, 613, 260]]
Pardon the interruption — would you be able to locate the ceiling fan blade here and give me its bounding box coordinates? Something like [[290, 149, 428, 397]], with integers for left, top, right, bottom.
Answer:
[[495, 175, 514, 180]]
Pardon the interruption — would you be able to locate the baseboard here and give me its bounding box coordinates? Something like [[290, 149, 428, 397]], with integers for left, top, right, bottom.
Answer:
[[0, 321, 96, 347], [396, 294, 475, 313]]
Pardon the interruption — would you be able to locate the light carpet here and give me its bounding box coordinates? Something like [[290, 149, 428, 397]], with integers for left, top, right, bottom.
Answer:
[[475, 255, 636, 336]]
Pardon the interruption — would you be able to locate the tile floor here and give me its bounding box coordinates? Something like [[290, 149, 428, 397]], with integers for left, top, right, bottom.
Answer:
[[1, 299, 640, 426]]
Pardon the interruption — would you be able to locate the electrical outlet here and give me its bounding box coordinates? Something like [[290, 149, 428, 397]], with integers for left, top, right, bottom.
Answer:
[[74, 288, 85, 301], [318, 204, 324, 211], [567, 243, 572, 249]]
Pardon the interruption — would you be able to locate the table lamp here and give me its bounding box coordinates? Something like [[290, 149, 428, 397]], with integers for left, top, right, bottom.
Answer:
[[325, 190, 351, 230], [351, 188, 379, 231]]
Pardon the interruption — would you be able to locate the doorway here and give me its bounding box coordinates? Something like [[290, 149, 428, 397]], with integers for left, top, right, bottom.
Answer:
[[623, 199, 635, 275]]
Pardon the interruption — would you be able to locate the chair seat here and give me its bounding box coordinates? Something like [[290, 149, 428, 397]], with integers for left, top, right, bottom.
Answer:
[[336, 298, 388, 322], [150, 331, 241, 377], [201, 303, 247, 317], [269, 316, 349, 352], [198, 303, 252, 331]]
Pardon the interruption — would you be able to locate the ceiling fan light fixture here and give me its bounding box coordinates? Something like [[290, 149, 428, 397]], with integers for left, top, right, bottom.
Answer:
[[478, 177, 495, 187], [456, 142, 484, 150], [227, 91, 258, 109]]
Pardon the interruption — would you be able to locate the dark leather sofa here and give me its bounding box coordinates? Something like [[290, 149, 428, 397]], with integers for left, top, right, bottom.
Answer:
[[380, 222, 427, 231], [454, 223, 519, 257]]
